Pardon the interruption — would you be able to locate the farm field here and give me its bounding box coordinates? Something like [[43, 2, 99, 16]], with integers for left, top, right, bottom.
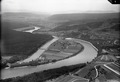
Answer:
[[40, 39, 83, 61]]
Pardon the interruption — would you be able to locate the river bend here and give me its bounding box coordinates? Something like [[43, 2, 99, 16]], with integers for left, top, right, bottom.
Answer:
[[1, 37, 98, 79]]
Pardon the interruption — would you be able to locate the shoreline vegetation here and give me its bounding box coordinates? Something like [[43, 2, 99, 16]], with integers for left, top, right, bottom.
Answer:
[[1, 63, 86, 82]]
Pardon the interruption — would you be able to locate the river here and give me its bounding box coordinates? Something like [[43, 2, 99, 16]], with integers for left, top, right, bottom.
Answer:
[[1, 37, 98, 79], [24, 26, 40, 33], [19, 36, 58, 63]]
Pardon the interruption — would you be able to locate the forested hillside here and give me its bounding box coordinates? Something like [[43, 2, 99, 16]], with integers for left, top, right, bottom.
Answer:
[[51, 18, 120, 32], [1, 24, 53, 56]]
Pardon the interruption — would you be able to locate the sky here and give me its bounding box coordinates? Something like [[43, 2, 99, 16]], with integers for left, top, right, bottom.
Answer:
[[1, 0, 120, 14]]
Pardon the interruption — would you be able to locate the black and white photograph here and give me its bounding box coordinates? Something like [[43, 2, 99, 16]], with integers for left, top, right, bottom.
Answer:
[[1, 0, 120, 82]]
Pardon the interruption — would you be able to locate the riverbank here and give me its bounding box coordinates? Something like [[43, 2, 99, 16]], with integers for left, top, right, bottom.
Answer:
[[8, 38, 84, 68], [1, 63, 86, 82], [2, 37, 58, 69], [66, 38, 98, 52], [8, 46, 84, 68]]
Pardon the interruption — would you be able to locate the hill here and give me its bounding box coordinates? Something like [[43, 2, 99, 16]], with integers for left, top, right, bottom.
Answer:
[[48, 13, 119, 22], [1, 12, 57, 29], [2, 12, 49, 20], [51, 18, 120, 32], [50, 16, 120, 54], [1, 23, 53, 56]]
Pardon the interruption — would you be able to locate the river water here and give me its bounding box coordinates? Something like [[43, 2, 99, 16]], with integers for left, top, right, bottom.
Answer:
[[24, 26, 40, 33], [19, 36, 58, 63], [1, 37, 98, 79]]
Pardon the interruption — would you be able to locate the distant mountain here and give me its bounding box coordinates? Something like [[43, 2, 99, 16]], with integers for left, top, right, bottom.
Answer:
[[48, 13, 119, 22]]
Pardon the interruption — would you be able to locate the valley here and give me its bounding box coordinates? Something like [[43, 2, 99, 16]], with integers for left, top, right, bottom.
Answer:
[[1, 12, 120, 82]]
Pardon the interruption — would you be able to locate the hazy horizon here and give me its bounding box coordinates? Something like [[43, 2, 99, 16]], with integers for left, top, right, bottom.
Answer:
[[1, 0, 120, 15]]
